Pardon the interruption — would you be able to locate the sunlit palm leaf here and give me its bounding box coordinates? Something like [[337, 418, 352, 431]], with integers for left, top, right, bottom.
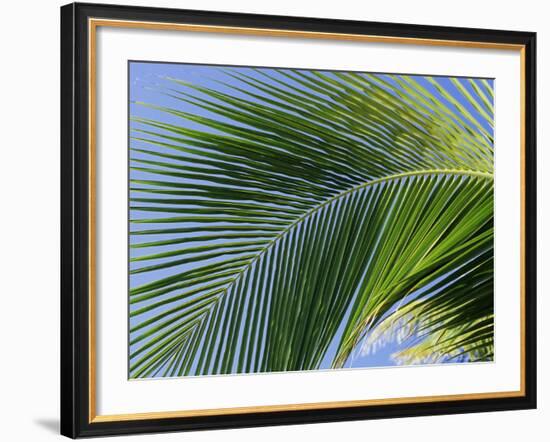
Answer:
[[129, 68, 494, 378]]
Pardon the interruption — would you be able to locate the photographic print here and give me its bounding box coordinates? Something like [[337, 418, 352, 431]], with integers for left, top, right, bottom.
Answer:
[[61, 6, 536, 437], [128, 62, 495, 379]]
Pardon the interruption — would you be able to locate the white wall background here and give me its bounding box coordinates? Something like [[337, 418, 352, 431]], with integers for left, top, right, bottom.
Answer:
[[0, 0, 546, 440]]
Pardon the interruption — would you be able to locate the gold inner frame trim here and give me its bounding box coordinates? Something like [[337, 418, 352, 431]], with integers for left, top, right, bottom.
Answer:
[[88, 17, 527, 423]]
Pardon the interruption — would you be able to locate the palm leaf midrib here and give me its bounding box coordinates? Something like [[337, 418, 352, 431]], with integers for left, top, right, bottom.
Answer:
[[202, 167, 493, 300]]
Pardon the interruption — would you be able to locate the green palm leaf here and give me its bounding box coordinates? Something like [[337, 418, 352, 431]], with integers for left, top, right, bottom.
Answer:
[[129, 67, 494, 378]]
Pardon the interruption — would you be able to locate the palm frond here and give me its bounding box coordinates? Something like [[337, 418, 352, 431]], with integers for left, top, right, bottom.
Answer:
[[129, 67, 494, 378]]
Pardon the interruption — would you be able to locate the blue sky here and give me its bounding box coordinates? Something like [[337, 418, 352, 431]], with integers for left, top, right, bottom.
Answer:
[[128, 61, 494, 377]]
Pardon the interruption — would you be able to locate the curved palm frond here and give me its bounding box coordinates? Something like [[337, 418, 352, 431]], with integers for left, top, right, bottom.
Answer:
[[128, 67, 494, 378]]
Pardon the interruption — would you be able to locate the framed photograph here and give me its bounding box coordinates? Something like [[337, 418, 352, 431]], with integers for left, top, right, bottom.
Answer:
[[60, 2, 536, 438]]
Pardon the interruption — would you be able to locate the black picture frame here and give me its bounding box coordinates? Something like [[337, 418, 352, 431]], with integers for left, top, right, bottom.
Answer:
[[61, 2, 537, 438]]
